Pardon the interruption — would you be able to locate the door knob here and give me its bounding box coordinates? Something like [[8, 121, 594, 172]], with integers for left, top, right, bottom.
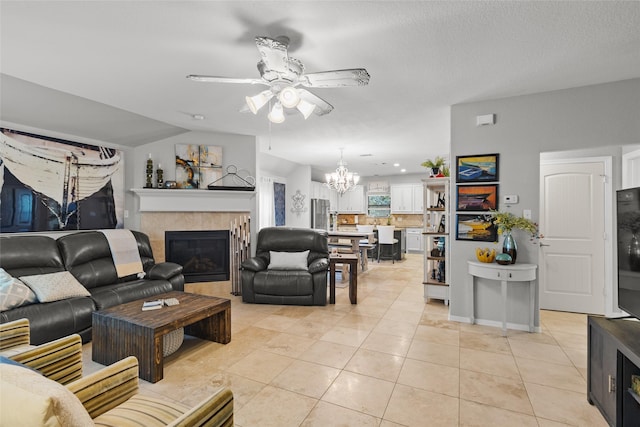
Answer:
[[539, 243, 551, 247]]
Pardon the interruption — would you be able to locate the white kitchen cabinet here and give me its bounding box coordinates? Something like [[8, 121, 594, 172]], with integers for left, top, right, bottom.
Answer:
[[391, 184, 423, 213], [406, 228, 423, 253], [423, 177, 450, 305], [337, 185, 365, 213], [390, 185, 413, 213]]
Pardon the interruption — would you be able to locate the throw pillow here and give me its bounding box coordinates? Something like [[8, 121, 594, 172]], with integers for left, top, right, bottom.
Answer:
[[0, 268, 37, 312], [268, 250, 309, 270], [19, 271, 91, 303], [0, 363, 93, 427]]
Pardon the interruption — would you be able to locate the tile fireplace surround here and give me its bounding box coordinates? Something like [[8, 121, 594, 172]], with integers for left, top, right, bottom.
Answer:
[[132, 188, 254, 264]]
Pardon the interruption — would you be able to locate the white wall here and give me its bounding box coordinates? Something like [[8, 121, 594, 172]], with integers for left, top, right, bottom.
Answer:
[[449, 78, 640, 327]]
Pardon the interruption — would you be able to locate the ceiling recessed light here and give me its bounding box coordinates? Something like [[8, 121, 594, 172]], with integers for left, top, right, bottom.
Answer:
[[401, 168, 406, 173], [360, 153, 373, 157], [192, 114, 205, 120], [394, 163, 400, 167]]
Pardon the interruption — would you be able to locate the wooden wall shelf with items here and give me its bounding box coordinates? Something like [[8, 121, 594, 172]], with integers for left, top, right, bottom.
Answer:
[[422, 177, 450, 305]]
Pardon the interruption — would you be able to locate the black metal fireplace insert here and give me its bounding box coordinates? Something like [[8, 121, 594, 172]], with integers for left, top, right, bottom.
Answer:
[[165, 230, 230, 283]]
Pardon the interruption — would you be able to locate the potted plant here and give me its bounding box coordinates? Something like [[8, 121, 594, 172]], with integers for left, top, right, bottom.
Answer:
[[490, 210, 538, 264], [421, 156, 446, 177]]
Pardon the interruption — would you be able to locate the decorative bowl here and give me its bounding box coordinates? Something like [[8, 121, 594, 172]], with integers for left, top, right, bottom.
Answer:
[[495, 253, 512, 265], [163, 180, 178, 189], [475, 248, 496, 263]]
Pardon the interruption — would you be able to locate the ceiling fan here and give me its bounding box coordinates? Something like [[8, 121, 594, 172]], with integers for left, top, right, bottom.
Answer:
[[187, 36, 370, 123]]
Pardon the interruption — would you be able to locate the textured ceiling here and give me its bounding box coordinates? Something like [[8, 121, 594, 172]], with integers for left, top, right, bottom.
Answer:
[[1, 1, 639, 177]]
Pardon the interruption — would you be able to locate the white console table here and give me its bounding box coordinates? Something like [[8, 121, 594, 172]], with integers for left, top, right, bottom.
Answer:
[[467, 261, 537, 336]]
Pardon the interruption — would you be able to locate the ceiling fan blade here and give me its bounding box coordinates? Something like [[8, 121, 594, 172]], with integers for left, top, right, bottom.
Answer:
[[186, 75, 267, 85], [298, 89, 334, 116], [255, 36, 289, 74], [300, 69, 370, 88]]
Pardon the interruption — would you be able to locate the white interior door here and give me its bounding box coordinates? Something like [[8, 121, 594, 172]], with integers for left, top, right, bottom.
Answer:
[[539, 160, 606, 314]]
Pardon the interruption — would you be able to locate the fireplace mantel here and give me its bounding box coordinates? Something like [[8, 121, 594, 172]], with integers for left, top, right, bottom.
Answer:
[[130, 188, 256, 212]]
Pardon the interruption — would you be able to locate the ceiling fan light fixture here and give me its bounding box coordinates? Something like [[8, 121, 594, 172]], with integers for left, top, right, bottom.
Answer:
[[278, 86, 300, 108], [296, 99, 316, 119], [245, 90, 273, 114], [268, 102, 285, 123]]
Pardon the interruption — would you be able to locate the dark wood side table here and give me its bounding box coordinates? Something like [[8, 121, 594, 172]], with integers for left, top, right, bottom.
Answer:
[[329, 253, 359, 304]]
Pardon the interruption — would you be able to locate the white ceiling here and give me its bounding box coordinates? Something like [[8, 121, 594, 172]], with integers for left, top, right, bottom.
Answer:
[[1, 1, 639, 178]]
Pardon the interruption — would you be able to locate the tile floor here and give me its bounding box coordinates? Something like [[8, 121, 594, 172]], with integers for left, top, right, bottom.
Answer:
[[82, 254, 608, 426]]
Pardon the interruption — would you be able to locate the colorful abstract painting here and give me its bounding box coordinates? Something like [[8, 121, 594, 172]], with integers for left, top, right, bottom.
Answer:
[[175, 144, 222, 189]]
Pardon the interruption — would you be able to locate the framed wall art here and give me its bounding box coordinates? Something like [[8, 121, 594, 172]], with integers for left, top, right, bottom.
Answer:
[[455, 153, 499, 183], [456, 184, 499, 211], [0, 128, 124, 232], [175, 144, 222, 189], [456, 214, 498, 242]]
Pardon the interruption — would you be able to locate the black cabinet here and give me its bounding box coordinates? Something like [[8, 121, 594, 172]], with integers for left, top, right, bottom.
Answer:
[[588, 316, 640, 426]]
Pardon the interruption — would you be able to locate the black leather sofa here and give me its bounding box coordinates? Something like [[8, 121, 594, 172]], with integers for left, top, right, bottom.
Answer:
[[0, 230, 183, 345], [241, 227, 329, 306]]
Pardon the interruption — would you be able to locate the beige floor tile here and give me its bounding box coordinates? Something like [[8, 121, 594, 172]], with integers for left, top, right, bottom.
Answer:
[[227, 349, 294, 383], [413, 324, 460, 346], [509, 338, 573, 366], [460, 330, 512, 354], [255, 314, 300, 332], [459, 370, 534, 415], [285, 317, 336, 340], [372, 318, 418, 339], [300, 401, 380, 427], [271, 360, 341, 398], [459, 399, 538, 427], [360, 331, 412, 357], [563, 346, 588, 371], [322, 371, 395, 418], [261, 332, 316, 358], [516, 357, 586, 393], [298, 340, 358, 369], [320, 325, 371, 347], [336, 313, 381, 331], [507, 329, 559, 345], [536, 418, 576, 427], [549, 329, 588, 350], [525, 382, 609, 426], [235, 385, 318, 427], [459, 347, 520, 380], [383, 383, 459, 426], [397, 358, 459, 397], [406, 339, 460, 367], [383, 307, 424, 324], [344, 348, 405, 382]]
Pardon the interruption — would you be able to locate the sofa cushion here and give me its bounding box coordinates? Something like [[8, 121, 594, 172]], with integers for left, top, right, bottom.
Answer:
[[90, 279, 173, 310], [20, 271, 91, 303], [0, 363, 93, 427], [268, 250, 309, 270], [253, 271, 314, 296], [0, 268, 37, 311]]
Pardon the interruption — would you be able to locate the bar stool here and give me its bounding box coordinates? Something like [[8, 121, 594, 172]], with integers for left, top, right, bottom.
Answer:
[[376, 225, 398, 263]]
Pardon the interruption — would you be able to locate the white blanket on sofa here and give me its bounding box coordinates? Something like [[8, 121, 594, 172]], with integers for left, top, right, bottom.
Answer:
[[99, 230, 144, 278]]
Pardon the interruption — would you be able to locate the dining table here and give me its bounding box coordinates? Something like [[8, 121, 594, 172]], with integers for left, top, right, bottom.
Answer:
[[327, 230, 375, 273]]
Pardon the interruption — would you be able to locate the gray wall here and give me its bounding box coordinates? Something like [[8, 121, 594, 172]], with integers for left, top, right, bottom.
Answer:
[[449, 78, 640, 326]]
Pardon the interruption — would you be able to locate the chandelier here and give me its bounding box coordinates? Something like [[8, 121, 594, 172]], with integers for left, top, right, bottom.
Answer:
[[325, 149, 360, 194], [245, 86, 316, 124]]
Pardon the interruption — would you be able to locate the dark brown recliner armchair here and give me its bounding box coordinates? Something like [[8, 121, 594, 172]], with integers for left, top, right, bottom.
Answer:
[[241, 227, 329, 306]]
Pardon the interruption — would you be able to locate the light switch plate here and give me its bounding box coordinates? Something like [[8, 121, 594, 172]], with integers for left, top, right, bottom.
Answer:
[[503, 195, 519, 204]]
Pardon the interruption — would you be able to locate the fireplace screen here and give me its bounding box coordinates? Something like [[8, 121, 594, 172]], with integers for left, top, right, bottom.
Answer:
[[165, 230, 230, 283]]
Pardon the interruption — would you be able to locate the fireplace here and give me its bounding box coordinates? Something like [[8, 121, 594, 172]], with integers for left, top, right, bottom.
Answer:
[[165, 230, 230, 283]]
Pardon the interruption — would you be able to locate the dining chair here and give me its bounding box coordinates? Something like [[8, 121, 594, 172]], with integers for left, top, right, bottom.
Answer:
[[376, 225, 398, 263]]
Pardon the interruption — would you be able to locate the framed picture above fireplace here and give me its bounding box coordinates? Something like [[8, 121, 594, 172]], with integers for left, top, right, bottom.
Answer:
[[175, 144, 223, 189]]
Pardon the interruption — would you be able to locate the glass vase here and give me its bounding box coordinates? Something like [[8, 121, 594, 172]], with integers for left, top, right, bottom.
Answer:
[[629, 234, 640, 272], [502, 231, 517, 264]]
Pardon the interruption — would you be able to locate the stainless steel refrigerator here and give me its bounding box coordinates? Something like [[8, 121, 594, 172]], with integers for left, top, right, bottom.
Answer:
[[310, 199, 330, 230]]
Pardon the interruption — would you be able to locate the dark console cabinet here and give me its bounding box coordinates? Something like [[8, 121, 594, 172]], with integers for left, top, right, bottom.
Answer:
[[588, 316, 640, 426]]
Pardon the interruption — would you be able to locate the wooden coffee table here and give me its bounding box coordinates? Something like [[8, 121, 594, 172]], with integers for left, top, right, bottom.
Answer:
[[92, 291, 231, 383]]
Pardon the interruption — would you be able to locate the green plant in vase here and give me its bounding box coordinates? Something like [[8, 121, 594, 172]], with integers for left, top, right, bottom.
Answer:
[[490, 210, 538, 264], [421, 156, 446, 177]]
